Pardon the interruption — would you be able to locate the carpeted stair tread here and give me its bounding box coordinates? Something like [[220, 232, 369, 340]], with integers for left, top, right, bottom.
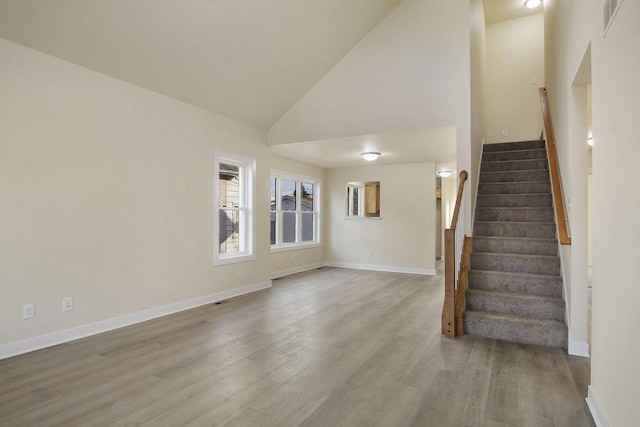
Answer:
[[476, 193, 553, 208], [482, 140, 546, 152], [468, 269, 563, 297], [480, 169, 550, 183], [482, 148, 547, 162], [478, 181, 551, 195], [481, 158, 548, 172], [475, 207, 554, 223], [473, 236, 558, 256], [474, 221, 556, 239], [466, 289, 565, 321], [471, 252, 560, 275], [464, 310, 567, 348]]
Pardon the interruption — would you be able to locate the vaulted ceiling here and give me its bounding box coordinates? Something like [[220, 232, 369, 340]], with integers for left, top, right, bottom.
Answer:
[[0, 0, 539, 168], [0, 0, 402, 129]]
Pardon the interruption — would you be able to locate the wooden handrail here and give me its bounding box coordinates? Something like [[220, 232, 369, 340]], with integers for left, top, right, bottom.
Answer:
[[442, 170, 469, 338], [449, 171, 469, 230], [539, 88, 571, 245]]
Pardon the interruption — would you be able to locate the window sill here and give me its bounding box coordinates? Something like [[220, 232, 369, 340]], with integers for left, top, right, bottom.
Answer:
[[214, 253, 256, 266], [271, 242, 321, 253], [344, 216, 382, 220]]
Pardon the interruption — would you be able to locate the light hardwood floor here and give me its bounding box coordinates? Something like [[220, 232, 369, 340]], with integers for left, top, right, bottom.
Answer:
[[0, 265, 594, 426]]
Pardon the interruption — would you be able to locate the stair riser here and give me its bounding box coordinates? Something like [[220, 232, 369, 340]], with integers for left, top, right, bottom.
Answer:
[[483, 140, 546, 152], [481, 159, 548, 172], [468, 271, 563, 297], [466, 292, 565, 321], [464, 314, 567, 348], [473, 237, 558, 256], [480, 170, 550, 183], [482, 149, 547, 162], [478, 182, 551, 195], [476, 194, 552, 208], [474, 222, 556, 239], [471, 254, 560, 275], [475, 208, 554, 223]]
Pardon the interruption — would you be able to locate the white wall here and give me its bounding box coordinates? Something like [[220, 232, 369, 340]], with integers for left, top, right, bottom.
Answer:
[[269, 0, 474, 234], [325, 163, 436, 275], [485, 13, 545, 143], [469, 0, 486, 217], [267, 0, 471, 147], [0, 39, 272, 351], [545, 0, 640, 424], [269, 156, 326, 278]]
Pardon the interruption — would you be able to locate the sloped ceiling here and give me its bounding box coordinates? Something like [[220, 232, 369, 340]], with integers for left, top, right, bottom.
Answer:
[[0, 0, 402, 129], [483, 0, 543, 25], [0, 1, 541, 168]]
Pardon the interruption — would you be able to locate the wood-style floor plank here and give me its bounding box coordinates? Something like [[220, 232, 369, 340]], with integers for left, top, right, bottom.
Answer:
[[0, 265, 594, 426]]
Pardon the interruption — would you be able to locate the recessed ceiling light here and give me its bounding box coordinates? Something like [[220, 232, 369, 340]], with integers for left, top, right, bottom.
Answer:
[[524, 0, 542, 9], [361, 152, 381, 161], [587, 137, 594, 146]]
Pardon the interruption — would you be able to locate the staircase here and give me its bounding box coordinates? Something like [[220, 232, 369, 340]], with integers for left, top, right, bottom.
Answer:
[[464, 140, 568, 348]]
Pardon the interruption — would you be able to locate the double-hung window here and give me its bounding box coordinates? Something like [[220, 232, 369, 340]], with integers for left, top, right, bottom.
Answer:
[[214, 152, 255, 265], [270, 172, 320, 249]]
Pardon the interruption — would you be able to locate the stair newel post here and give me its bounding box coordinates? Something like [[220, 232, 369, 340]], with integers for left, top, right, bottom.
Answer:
[[442, 170, 469, 339], [442, 228, 456, 338]]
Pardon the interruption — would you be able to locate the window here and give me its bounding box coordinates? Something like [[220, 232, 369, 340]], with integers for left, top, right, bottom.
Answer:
[[214, 152, 255, 265], [270, 172, 320, 250], [346, 181, 380, 218], [347, 183, 362, 217]]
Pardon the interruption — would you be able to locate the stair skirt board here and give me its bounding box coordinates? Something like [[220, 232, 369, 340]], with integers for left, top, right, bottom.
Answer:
[[464, 140, 568, 349]]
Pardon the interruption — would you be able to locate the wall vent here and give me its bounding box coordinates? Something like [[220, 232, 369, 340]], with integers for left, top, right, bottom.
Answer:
[[603, 0, 623, 36]]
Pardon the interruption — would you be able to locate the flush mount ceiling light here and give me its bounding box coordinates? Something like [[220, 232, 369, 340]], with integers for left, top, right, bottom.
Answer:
[[437, 170, 454, 178], [361, 152, 381, 161], [524, 0, 542, 9]]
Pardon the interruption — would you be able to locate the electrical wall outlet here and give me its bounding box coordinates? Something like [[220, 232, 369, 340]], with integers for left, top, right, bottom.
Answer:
[[290, 253, 295, 261], [367, 251, 373, 258], [23, 303, 35, 320], [237, 266, 244, 276], [62, 297, 73, 312], [501, 128, 508, 136]]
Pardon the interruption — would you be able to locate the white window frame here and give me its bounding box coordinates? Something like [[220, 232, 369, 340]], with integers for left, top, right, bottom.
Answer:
[[270, 170, 321, 252], [346, 183, 364, 217], [214, 151, 256, 265]]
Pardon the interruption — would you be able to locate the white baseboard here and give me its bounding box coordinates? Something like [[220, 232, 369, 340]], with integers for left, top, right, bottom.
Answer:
[[271, 262, 325, 279], [586, 385, 609, 427], [568, 340, 590, 358], [0, 280, 272, 361], [324, 261, 436, 276]]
